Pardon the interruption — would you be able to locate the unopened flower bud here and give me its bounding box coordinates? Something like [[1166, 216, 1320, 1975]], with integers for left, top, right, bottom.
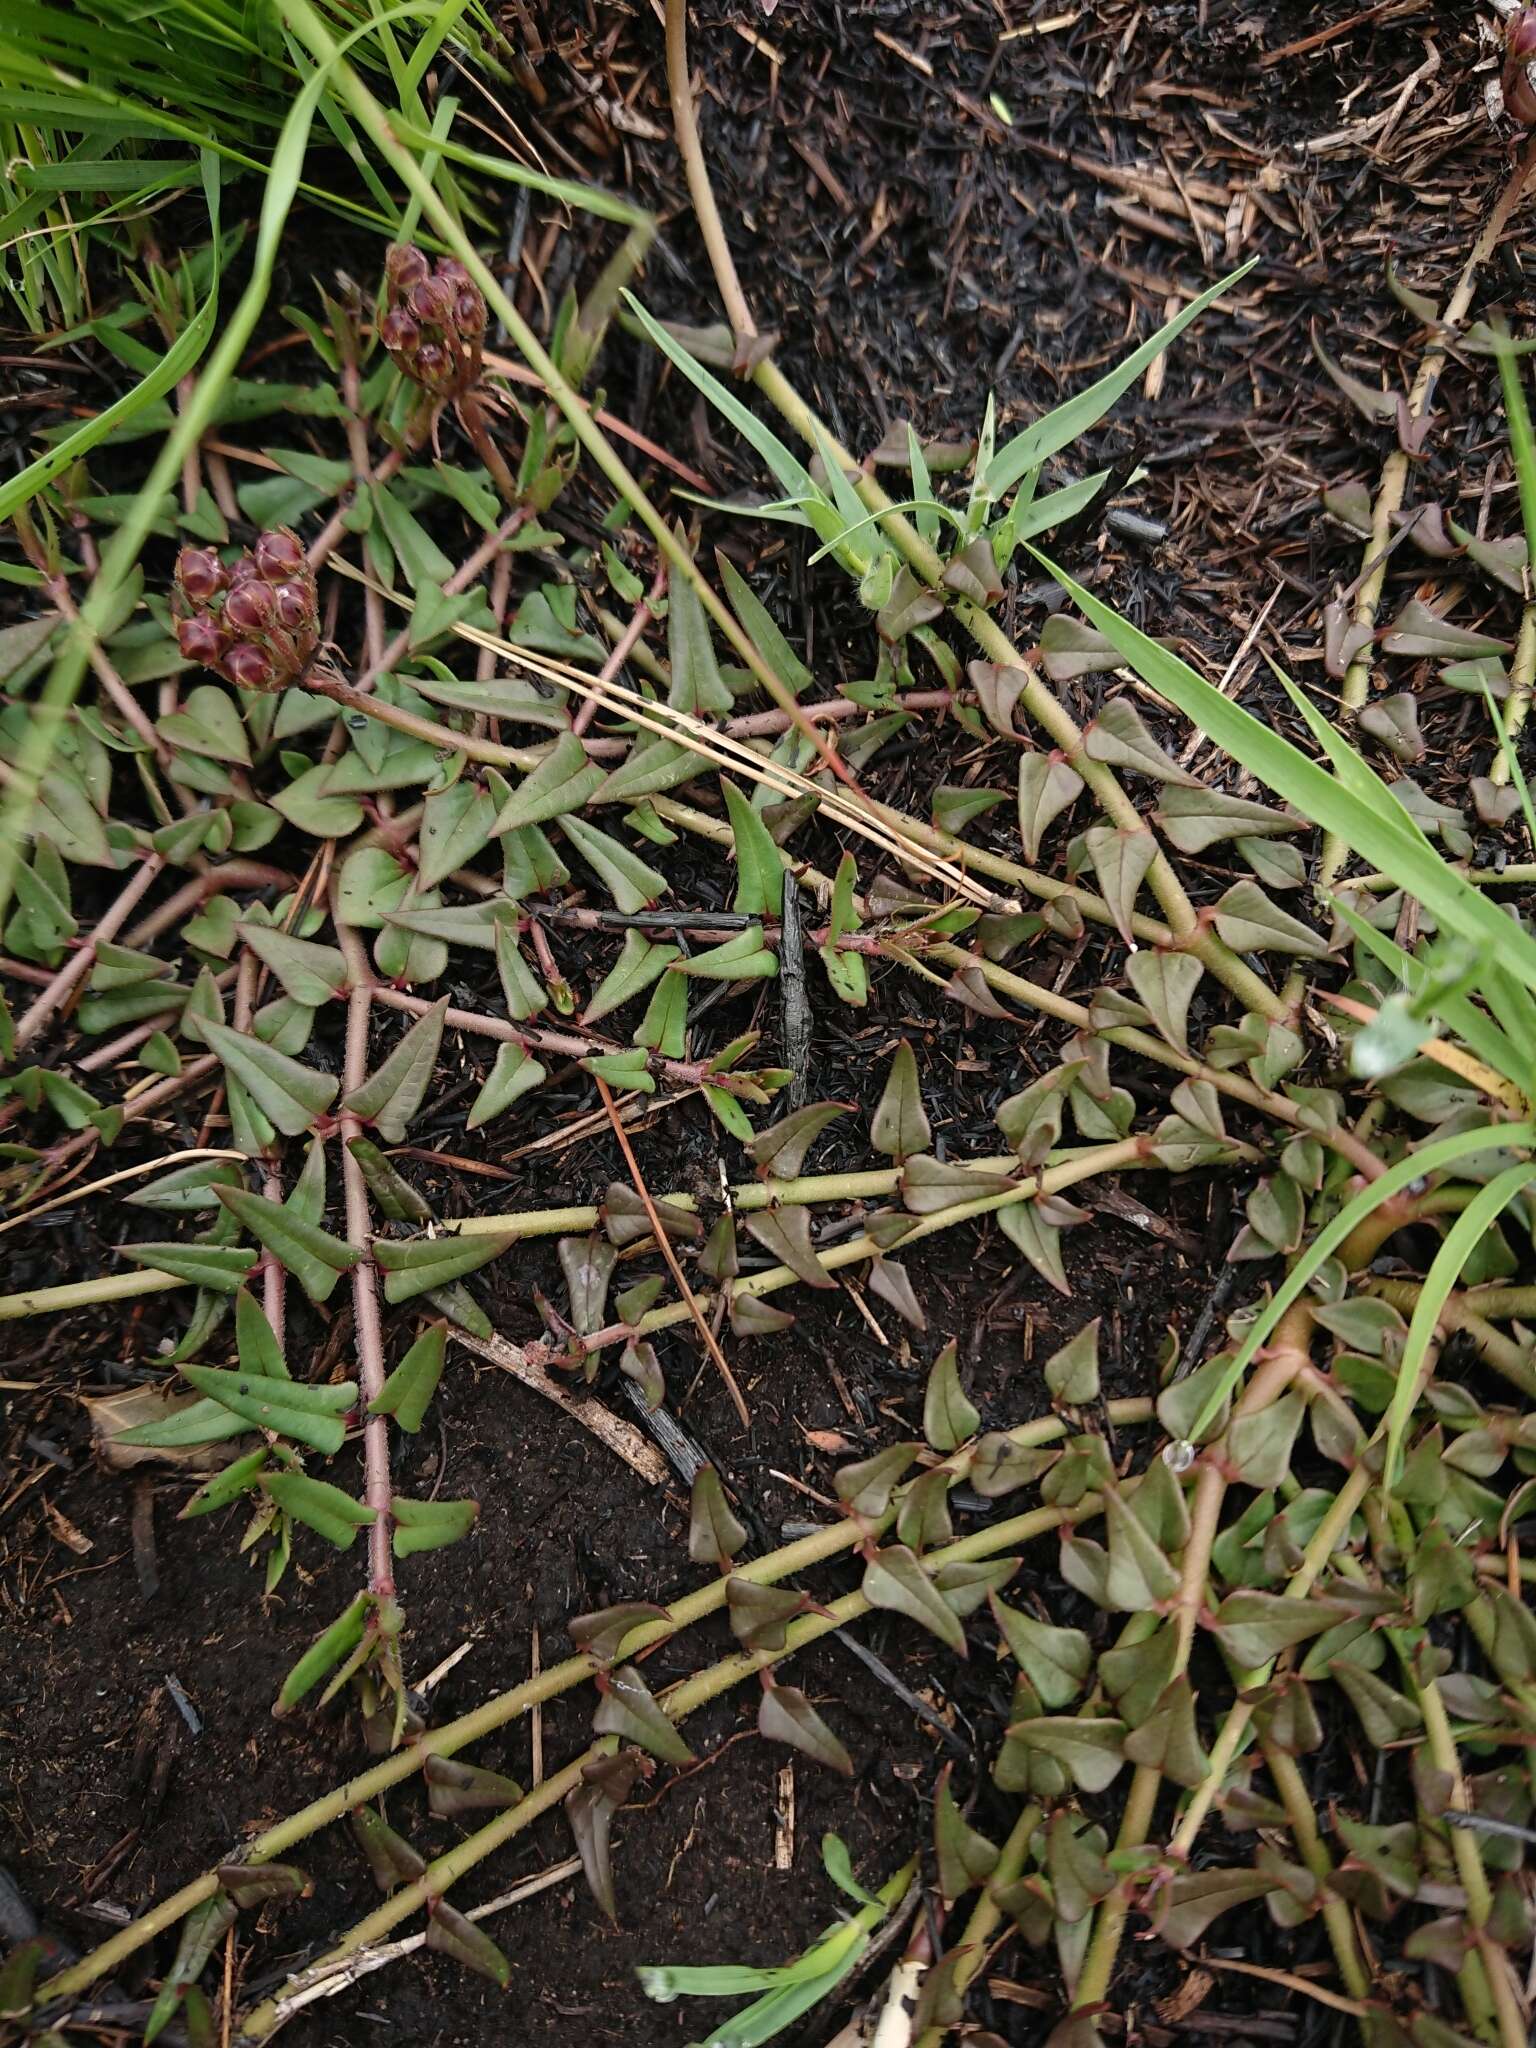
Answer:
[[178, 613, 229, 666], [253, 526, 305, 580], [453, 288, 486, 336], [273, 580, 313, 631], [385, 243, 431, 290], [414, 339, 448, 383], [175, 546, 227, 605], [224, 580, 275, 633], [436, 257, 471, 287], [224, 640, 277, 691], [408, 276, 456, 324], [379, 306, 420, 354]]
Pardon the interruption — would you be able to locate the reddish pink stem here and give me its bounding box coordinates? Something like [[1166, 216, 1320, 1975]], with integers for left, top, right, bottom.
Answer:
[[334, 919, 395, 1600], [573, 565, 666, 737]]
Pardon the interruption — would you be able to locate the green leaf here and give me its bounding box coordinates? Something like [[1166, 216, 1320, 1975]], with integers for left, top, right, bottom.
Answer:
[[870, 1039, 930, 1161], [933, 1766, 999, 1902], [593, 1662, 694, 1764], [862, 1544, 968, 1654], [833, 1441, 921, 1517], [180, 1447, 271, 1520], [717, 552, 814, 698], [923, 1340, 979, 1451], [1084, 824, 1157, 944], [1210, 1591, 1338, 1667], [342, 997, 447, 1143], [989, 1596, 1092, 1708], [1015, 753, 1089, 864], [582, 929, 679, 1024], [375, 1231, 514, 1304], [721, 778, 785, 916], [493, 921, 548, 1021], [1126, 951, 1203, 1053], [1212, 880, 1328, 958], [744, 1204, 833, 1288], [1044, 1320, 1100, 1404], [467, 1042, 547, 1128], [759, 1685, 853, 1776], [425, 1753, 525, 1817], [178, 1364, 355, 1456], [417, 778, 499, 890], [747, 1101, 850, 1179], [1083, 698, 1199, 785], [121, 1240, 256, 1294], [1103, 1485, 1180, 1608], [262, 1470, 375, 1548], [987, 262, 1255, 496], [198, 1016, 337, 1137], [424, 1901, 510, 1988], [126, 1158, 243, 1214], [392, 1494, 478, 1557], [667, 541, 733, 713], [1002, 1715, 1126, 1794], [216, 1186, 358, 1303], [675, 924, 777, 980], [369, 1322, 446, 1433], [493, 732, 605, 831], [560, 813, 669, 912], [159, 683, 251, 765], [688, 1465, 748, 1565]]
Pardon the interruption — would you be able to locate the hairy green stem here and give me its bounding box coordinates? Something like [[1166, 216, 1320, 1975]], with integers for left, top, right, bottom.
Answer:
[[1261, 1741, 1373, 2003]]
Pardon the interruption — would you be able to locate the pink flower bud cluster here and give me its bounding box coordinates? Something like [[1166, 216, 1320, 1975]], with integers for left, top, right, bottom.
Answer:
[[173, 528, 319, 692], [378, 243, 487, 399]]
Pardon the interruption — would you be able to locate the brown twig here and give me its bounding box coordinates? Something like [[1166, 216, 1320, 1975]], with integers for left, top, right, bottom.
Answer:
[[592, 1072, 751, 1427]]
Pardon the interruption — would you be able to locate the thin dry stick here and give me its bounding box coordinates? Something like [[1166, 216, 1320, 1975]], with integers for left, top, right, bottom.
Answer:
[[451, 1325, 667, 1483], [458, 625, 1012, 913], [572, 562, 666, 737], [592, 1071, 751, 1426]]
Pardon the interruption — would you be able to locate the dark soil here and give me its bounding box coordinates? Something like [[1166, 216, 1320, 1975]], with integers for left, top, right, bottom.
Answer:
[[4, 1, 1534, 2044]]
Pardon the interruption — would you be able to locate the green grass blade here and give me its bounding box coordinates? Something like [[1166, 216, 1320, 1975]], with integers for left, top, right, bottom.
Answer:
[[1185, 1122, 1535, 1438], [987, 260, 1256, 498], [624, 290, 817, 504], [1035, 554, 1536, 1002], [1385, 1161, 1536, 1485]]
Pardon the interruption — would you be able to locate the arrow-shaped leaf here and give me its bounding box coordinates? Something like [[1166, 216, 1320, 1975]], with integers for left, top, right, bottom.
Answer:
[[862, 1544, 968, 1655], [342, 997, 448, 1143], [374, 1231, 514, 1304], [198, 1016, 338, 1137], [216, 1186, 358, 1303], [369, 1322, 446, 1433], [392, 1494, 478, 1557], [493, 731, 606, 831], [181, 1365, 356, 1456]]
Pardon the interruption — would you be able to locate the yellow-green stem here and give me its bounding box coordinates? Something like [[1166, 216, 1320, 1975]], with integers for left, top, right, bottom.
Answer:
[[913, 1801, 1043, 2048], [232, 1503, 1079, 2041], [1261, 1742, 1373, 2003]]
